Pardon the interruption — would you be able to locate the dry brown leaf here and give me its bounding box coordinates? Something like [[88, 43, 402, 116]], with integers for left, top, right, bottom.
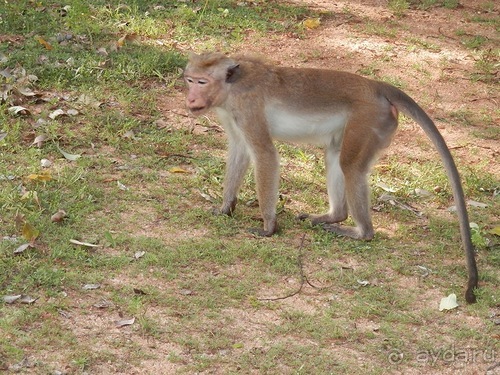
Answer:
[[32, 134, 49, 147], [51, 209, 67, 223], [36, 36, 53, 50]]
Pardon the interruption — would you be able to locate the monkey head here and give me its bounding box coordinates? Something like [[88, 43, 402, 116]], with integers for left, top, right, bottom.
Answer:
[[184, 52, 240, 115]]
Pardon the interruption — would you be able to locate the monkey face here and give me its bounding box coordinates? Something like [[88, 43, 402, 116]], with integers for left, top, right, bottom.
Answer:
[[184, 75, 213, 115], [184, 53, 239, 115]]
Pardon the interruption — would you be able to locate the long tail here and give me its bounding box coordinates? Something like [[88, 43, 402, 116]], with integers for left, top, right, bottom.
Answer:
[[380, 83, 478, 303]]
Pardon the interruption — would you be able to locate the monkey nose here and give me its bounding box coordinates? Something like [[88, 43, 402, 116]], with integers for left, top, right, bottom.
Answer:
[[186, 100, 206, 114]]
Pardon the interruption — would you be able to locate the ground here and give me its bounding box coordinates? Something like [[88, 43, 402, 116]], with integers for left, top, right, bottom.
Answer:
[[1, 0, 499, 374]]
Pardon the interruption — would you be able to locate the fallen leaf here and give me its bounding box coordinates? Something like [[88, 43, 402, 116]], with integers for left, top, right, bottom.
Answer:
[[19, 295, 37, 304], [3, 295, 22, 304], [40, 159, 52, 168], [376, 182, 398, 193], [93, 299, 113, 309], [199, 191, 215, 202], [122, 130, 136, 139], [82, 284, 101, 290], [17, 87, 36, 97], [414, 188, 432, 197], [115, 317, 135, 328], [27, 74, 38, 83], [0, 132, 7, 141], [3, 294, 38, 305], [134, 251, 145, 259], [27, 172, 52, 181], [36, 36, 53, 50], [416, 265, 432, 277], [66, 108, 79, 116], [69, 239, 100, 248], [56, 144, 81, 161], [489, 226, 500, 236], [439, 293, 459, 311], [0, 68, 12, 79], [117, 35, 127, 48], [8, 105, 31, 116], [179, 289, 193, 296], [302, 17, 321, 29], [58, 309, 71, 318], [22, 222, 39, 242], [357, 279, 370, 287], [14, 243, 31, 254], [467, 200, 488, 208], [49, 109, 66, 119], [77, 93, 103, 109], [169, 167, 189, 174], [60, 5, 71, 16], [51, 209, 67, 223], [97, 47, 108, 56], [117, 181, 128, 191], [32, 134, 49, 147], [35, 118, 47, 128]]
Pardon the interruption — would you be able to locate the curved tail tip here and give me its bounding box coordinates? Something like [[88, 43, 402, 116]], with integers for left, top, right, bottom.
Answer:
[[465, 288, 477, 304]]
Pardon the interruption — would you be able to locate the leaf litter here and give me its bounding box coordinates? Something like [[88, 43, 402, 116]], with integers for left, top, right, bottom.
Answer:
[[114, 317, 135, 328]]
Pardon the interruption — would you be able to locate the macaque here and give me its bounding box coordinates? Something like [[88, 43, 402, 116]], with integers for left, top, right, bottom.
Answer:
[[183, 52, 478, 303]]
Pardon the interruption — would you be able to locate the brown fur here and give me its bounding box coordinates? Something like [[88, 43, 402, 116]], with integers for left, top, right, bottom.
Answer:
[[184, 52, 478, 303]]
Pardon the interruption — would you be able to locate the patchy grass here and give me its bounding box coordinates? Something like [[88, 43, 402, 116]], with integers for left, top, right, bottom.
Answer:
[[1, 0, 499, 374]]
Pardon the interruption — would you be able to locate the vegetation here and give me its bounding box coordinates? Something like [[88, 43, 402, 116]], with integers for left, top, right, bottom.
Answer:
[[0, 0, 498, 373]]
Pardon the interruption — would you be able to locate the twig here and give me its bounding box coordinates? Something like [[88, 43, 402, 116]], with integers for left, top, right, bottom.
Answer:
[[438, 26, 458, 41], [257, 234, 307, 301], [257, 234, 330, 301]]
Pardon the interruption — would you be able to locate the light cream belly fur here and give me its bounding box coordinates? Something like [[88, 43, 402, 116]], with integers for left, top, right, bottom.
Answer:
[[265, 105, 347, 146]]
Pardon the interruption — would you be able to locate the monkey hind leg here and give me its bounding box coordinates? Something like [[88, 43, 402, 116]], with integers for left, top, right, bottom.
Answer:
[[298, 147, 348, 225], [323, 172, 375, 240], [298, 211, 348, 225], [324, 223, 374, 240], [322, 129, 390, 240]]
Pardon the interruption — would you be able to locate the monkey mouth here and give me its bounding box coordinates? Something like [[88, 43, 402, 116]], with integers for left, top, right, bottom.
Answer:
[[189, 106, 206, 114]]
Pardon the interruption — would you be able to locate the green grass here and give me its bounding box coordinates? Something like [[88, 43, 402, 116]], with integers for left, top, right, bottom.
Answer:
[[1, 0, 499, 374]]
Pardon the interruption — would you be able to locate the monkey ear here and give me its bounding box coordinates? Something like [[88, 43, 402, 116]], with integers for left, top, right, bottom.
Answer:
[[226, 64, 240, 83]]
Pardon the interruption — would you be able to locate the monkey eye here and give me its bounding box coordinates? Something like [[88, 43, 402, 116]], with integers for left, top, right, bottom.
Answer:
[[197, 80, 208, 85]]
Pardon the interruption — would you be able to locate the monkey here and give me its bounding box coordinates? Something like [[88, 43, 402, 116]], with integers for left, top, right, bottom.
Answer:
[[183, 52, 478, 303]]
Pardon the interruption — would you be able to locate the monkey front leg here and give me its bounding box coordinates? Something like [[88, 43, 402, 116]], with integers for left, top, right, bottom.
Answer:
[[217, 137, 251, 216], [250, 145, 280, 237]]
